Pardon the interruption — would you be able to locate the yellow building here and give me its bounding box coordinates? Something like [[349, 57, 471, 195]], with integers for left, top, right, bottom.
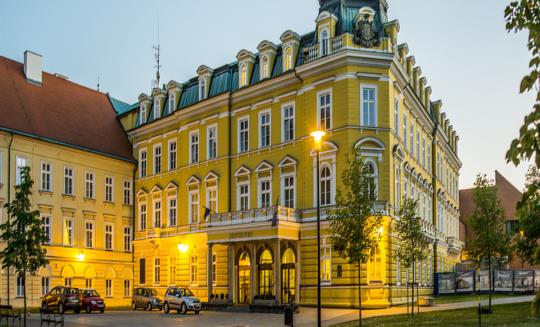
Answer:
[[120, 0, 462, 308], [0, 52, 135, 308]]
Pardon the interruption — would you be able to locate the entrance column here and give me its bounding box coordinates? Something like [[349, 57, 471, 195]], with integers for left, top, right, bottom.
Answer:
[[296, 241, 301, 303], [251, 242, 256, 303], [207, 243, 213, 302], [228, 243, 235, 303], [274, 239, 281, 303]]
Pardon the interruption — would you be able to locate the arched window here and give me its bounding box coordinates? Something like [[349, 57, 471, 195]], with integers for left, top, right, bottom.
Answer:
[[261, 56, 269, 79], [320, 29, 329, 56], [285, 47, 293, 71], [320, 165, 332, 206], [366, 160, 378, 199], [258, 249, 273, 297], [240, 64, 247, 87]]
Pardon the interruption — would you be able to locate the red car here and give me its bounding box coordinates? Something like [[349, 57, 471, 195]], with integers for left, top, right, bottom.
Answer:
[[80, 289, 105, 313]]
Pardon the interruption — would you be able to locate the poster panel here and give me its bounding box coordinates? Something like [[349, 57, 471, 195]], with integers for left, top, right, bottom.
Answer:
[[456, 271, 475, 293], [494, 270, 513, 292], [514, 270, 534, 293], [479, 270, 490, 292], [535, 271, 540, 291], [437, 273, 456, 295]]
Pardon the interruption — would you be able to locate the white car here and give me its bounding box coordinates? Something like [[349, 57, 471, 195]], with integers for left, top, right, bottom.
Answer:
[[163, 287, 201, 314]]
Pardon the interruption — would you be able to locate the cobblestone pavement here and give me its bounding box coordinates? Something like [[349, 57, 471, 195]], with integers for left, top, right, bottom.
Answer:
[[20, 295, 534, 327]]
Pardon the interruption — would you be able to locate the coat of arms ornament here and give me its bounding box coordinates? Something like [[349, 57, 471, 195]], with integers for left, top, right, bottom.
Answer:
[[354, 14, 380, 48]]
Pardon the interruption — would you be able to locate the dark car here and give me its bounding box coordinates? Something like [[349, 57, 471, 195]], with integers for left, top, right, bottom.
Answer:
[[41, 286, 82, 314], [132, 288, 163, 311], [80, 289, 105, 313]]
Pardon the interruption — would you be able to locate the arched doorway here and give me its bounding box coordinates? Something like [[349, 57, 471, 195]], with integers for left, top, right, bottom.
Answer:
[[237, 251, 251, 304], [281, 248, 296, 304], [258, 249, 274, 299]]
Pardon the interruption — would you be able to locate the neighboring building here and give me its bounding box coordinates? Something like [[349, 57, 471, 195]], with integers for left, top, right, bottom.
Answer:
[[460, 171, 539, 270], [119, 0, 462, 308], [0, 52, 135, 307]]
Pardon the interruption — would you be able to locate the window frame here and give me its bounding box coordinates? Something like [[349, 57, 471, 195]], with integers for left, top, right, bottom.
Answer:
[[360, 84, 378, 127], [63, 218, 74, 247], [139, 104, 147, 125], [85, 171, 96, 199], [139, 148, 147, 178], [258, 177, 272, 208], [317, 89, 333, 131], [139, 201, 147, 231], [85, 220, 95, 249], [153, 198, 162, 229], [238, 116, 250, 153], [153, 144, 162, 175], [15, 156, 28, 186], [281, 102, 295, 143], [168, 139, 177, 171], [41, 214, 51, 245], [281, 173, 296, 209], [123, 226, 132, 252], [123, 179, 132, 205], [63, 166, 74, 196], [237, 181, 250, 212], [154, 257, 161, 285], [40, 161, 52, 192], [105, 176, 114, 203], [190, 255, 198, 286], [259, 110, 271, 149], [189, 130, 200, 164], [207, 124, 218, 160], [188, 189, 200, 224], [168, 196, 177, 227], [105, 223, 114, 251], [319, 27, 330, 57]]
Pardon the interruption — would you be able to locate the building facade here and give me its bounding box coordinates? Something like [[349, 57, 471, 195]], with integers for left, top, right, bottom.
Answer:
[[120, 0, 462, 308], [0, 52, 135, 308]]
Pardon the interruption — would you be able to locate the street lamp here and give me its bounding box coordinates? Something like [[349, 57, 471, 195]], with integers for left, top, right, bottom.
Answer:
[[310, 130, 326, 327]]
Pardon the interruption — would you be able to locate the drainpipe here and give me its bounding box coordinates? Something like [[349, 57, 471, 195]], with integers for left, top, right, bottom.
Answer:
[[6, 134, 14, 305]]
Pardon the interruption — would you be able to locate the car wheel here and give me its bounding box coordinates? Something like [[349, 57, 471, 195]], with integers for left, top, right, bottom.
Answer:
[[146, 302, 152, 311], [100, 309, 104, 314], [41, 302, 48, 311], [58, 302, 65, 314], [181, 303, 187, 315], [132, 302, 137, 310], [195, 310, 200, 315], [85, 304, 91, 314], [164, 302, 171, 314]]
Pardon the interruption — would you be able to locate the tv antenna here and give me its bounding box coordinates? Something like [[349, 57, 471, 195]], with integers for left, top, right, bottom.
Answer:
[[152, 17, 161, 89]]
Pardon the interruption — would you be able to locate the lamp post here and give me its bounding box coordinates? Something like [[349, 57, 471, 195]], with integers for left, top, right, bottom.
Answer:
[[311, 130, 326, 327]]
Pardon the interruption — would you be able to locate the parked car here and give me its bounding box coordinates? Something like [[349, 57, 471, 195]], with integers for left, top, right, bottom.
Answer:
[[80, 289, 105, 313], [132, 288, 163, 311], [41, 286, 82, 314], [163, 287, 201, 314]]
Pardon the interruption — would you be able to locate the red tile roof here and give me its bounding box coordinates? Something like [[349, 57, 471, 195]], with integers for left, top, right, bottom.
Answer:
[[0, 56, 133, 162]]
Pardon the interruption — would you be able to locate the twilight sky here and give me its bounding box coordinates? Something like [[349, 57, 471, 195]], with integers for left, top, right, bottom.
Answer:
[[0, 0, 533, 190]]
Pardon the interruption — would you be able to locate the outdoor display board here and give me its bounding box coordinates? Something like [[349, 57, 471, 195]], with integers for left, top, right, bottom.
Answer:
[[514, 270, 534, 293], [456, 271, 475, 293], [478, 270, 491, 292], [435, 272, 456, 295], [494, 270, 513, 292], [536, 271, 540, 291]]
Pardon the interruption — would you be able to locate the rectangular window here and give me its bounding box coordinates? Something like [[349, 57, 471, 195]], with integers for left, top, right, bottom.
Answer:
[[212, 253, 217, 287], [123, 180, 132, 205], [283, 176, 295, 208], [139, 203, 147, 231], [169, 257, 176, 285], [63, 219, 73, 247], [85, 279, 93, 288], [154, 98, 160, 119], [321, 244, 332, 283], [153, 145, 162, 174], [154, 258, 161, 284], [239, 118, 249, 153], [41, 215, 51, 245], [422, 138, 426, 168], [416, 131, 420, 161], [190, 256, 198, 286], [168, 140, 177, 171], [189, 190, 199, 224], [238, 183, 249, 211], [139, 149, 147, 178], [169, 92, 176, 113], [105, 224, 113, 251], [259, 111, 271, 148], [207, 186, 217, 214], [410, 123, 414, 156], [361, 86, 377, 127], [168, 197, 177, 227], [403, 114, 408, 149], [427, 144, 432, 174], [105, 176, 114, 202], [153, 199, 161, 228], [15, 156, 28, 185], [64, 278, 72, 287], [318, 91, 332, 130], [63, 167, 73, 195], [123, 227, 131, 252], [85, 221, 94, 248], [17, 276, 25, 297], [139, 259, 146, 284], [41, 161, 52, 191], [41, 277, 50, 296], [190, 131, 199, 164], [105, 280, 112, 298], [124, 280, 131, 297], [394, 98, 399, 136], [207, 125, 217, 160], [282, 104, 295, 142], [259, 179, 271, 208], [85, 172, 95, 199]]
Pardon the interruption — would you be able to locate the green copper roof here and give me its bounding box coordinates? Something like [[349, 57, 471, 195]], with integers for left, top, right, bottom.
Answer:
[[109, 95, 137, 116]]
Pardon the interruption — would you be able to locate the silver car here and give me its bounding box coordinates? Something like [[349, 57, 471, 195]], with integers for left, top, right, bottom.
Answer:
[[163, 287, 201, 314]]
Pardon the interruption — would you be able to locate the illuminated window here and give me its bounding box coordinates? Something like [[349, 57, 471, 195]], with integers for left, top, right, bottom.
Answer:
[[63, 218, 73, 247], [285, 47, 293, 71], [106, 280, 113, 297], [154, 258, 161, 284], [321, 243, 332, 283], [261, 56, 270, 79], [240, 64, 247, 87], [258, 250, 274, 296]]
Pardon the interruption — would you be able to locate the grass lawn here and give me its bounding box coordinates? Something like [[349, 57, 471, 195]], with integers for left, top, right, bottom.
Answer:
[[332, 302, 538, 327], [434, 293, 520, 304]]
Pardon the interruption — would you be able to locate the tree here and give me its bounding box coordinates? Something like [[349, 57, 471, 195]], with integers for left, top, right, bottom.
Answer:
[[329, 149, 383, 327], [395, 198, 431, 318], [0, 167, 49, 327], [467, 174, 511, 312]]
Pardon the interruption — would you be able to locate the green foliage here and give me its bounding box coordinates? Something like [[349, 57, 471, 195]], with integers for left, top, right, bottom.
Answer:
[[329, 148, 383, 265], [395, 199, 431, 269], [467, 175, 511, 267]]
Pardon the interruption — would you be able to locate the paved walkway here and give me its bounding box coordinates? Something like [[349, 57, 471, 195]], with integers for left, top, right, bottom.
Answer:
[[18, 295, 533, 327]]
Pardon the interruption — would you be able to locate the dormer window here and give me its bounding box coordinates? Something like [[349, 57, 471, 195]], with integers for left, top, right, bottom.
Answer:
[[199, 79, 207, 101], [240, 64, 247, 88], [285, 47, 293, 71], [261, 56, 269, 80], [169, 92, 176, 113], [320, 29, 330, 56], [153, 97, 160, 119], [139, 104, 147, 125]]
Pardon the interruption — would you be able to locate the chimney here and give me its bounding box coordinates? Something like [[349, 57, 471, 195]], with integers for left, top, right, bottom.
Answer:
[[24, 50, 43, 85]]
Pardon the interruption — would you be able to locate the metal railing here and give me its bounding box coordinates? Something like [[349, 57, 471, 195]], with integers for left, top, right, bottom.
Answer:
[[208, 206, 301, 227], [304, 34, 348, 63]]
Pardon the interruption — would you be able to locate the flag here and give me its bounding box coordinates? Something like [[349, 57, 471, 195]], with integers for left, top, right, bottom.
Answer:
[[271, 199, 279, 227], [204, 207, 211, 221]]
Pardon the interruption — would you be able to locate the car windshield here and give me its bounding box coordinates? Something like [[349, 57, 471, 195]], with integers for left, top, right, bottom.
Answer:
[[83, 290, 100, 297], [146, 289, 157, 296], [65, 288, 79, 294]]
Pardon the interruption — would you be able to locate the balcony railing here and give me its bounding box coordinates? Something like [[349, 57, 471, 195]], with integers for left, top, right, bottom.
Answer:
[[209, 206, 301, 227], [447, 237, 463, 253], [304, 34, 348, 63]]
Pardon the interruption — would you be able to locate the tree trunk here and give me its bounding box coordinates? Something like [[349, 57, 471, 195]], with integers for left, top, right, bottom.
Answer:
[[412, 262, 415, 318], [488, 258, 492, 312], [358, 262, 362, 327], [23, 273, 27, 327]]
